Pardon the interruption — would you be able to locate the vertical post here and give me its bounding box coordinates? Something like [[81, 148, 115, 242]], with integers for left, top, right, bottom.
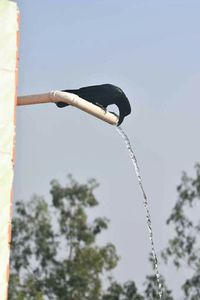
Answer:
[[0, 1, 19, 299]]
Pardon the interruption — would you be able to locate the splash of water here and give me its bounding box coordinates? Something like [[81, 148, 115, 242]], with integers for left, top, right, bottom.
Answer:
[[116, 126, 163, 299]]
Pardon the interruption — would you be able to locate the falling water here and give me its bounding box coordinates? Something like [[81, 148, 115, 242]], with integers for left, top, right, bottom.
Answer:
[[116, 126, 163, 299]]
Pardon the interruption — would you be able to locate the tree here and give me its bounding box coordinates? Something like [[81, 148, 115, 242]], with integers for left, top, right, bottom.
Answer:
[[162, 163, 200, 299], [143, 274, 173, 300], [9, 176, 142, 300], [9, 164, 200, 299], [102, 281, 144, 300]]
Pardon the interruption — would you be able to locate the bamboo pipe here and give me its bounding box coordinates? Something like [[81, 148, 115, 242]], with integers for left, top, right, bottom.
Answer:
[[17, 91, 119, 125]]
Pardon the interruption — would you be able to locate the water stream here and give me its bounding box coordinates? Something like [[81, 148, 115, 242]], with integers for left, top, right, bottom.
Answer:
[[116, 126, 163, 299]]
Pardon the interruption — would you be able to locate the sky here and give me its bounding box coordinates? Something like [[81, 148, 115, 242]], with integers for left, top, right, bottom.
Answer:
[[13, 0, 200, 298]]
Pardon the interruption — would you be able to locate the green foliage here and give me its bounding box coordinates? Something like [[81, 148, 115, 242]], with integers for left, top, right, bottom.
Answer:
[[102, 281, 144, 300], [9, 176, 142, 300], [162, 163, 200, 299], [9, 164, 200, 299], [144, 275, 173, 300]]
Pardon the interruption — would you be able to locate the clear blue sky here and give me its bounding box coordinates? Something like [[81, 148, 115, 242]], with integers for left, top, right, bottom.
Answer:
[[14, 1, 200, 298]]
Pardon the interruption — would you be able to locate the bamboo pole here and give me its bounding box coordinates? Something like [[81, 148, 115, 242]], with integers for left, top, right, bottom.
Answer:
[[17, 91, 119, 125]]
